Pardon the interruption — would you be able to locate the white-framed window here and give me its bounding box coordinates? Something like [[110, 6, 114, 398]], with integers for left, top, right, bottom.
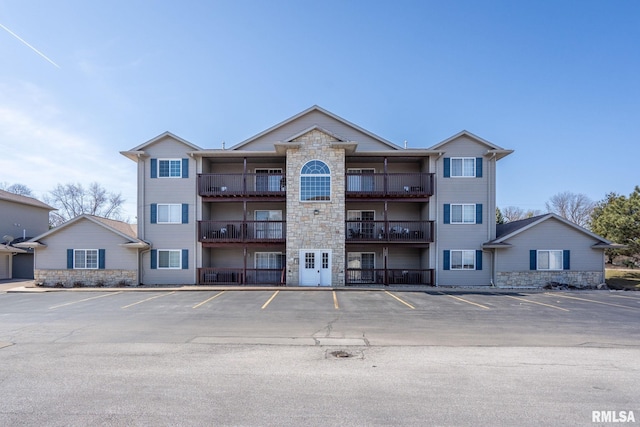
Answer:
[[451, 157, 476, 177], [158, 250, 181, 269], [300, 160, 331, 201], [157, 204, 182, 224], [255, 252, 285, 269], [74, 249, 98, 269], [158, 159, 182, 178], [451, 250, 476, 270], [347, 168, 375, 192], [537, 250, 563, 270], [451, 204, 476, 224]]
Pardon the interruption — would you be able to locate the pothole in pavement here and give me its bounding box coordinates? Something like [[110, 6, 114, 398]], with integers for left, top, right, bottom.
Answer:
[[326, 349, 364, 359]]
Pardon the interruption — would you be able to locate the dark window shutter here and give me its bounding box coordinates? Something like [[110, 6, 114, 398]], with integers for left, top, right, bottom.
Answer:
[[182, 204, 189, 224], [98, 249, 105, 269], [476, 250, 482, 270], [150, 204, 157, 224], [182, 159, 189, 178], [181, 249, 188, 269], [530, 250, 537, 270], [67, 249, 74, 269], [150, 249, 157, 269], [563, 250, 570, 270], [151, 159, 157, 179], [443, 250, 450, 270], [444, 204, 451, 224], [476, 204, 483, 224], [443, 158, 451, 178], [476, 158, 482, 178]]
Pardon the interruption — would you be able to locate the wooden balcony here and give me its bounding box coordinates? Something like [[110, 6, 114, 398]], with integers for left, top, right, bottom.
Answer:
[[199, 220, 285, 244], [346, 268, 435, 286], [198, 267, 286, 286], [346, 220, 434, 243], [198, 173, 286, 199], [346, 172, 434, 199]]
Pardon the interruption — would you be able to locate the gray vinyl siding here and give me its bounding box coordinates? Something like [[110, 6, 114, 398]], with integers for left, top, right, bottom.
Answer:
[[0, 255, 9, 279], [35, 218, 137, 270], [0, 200, 50, 240], [496, 218, 605, 272], [236, 110, 397, 152], [140, 136, 197, 284]]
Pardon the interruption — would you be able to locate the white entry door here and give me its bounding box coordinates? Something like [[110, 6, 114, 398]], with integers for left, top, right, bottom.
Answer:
[[299, 250, 331, 286]]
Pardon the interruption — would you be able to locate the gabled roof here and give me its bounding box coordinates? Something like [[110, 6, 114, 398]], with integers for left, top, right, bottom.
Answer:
[[0, 190, 55, 211], [17, 214, 147, 249], [230, 105, 402, 151], [429, 130, 513, 160], [120, 131, 202, 161], [484, 213, 622, 249]]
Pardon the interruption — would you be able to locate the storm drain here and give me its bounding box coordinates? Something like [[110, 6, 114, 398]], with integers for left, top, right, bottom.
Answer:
[[331, 350, 353, 358], [326, 349, 364, 359]]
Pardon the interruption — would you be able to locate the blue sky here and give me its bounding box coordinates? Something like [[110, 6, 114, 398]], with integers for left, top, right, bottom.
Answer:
[[1, 0, 638, 221]]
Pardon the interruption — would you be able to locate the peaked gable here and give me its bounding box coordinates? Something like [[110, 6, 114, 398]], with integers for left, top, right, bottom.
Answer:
[[430, 130, 513, 160], [230, 105, 402, 152], [0, 190, 55, 211], [121, 132, 202, 161]]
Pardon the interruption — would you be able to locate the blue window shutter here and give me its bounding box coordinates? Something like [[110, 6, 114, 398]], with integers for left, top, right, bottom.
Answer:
[[476, 204, 483, 224], [150, 204, 157, 224], [182, 159, 189, 178], [443, 158, 450, 178], [182, 204, 188, 224], [476, 250, 482, 270], [182, 249, 188, 269], [530, 250, 537, 270], [444, 204, 451, 224], [476, 158, 482, 178], [150, 249, 157, 269], [67, 249, 74, 269], [151, 159, 157, 179], [443, 250, 450, 270], [563, 250, 570, 270], [98, 249, 105, 269]]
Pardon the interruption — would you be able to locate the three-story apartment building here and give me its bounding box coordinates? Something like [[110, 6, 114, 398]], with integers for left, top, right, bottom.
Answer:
[[122, 105, 514, 287]]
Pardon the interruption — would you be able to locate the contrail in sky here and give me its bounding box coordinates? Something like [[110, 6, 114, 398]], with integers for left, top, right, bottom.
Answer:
[[0, 22, 60, 68]]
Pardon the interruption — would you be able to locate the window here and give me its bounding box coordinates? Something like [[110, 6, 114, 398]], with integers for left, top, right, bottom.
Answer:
[[157, 204, 182, 224], [300, 160, 331, 201], [451, 204, 476, 224], [158, 250, 181, 269], [255, 169, 283, 192], [348, 252, 375, 282], [451, 250, 476, 270], [537, 250, 563, 270], [255, 210, 283, 238], [347, 210, 375, 239], [159, 159, 182, 178], [451, 157, 476, 177], [347, 168, 375, 192], [74, 249, 98, 269], [255, 252, 284, 269]]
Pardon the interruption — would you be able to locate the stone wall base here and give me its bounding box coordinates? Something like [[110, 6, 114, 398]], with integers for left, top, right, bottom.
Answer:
[[35, 269, 137, 287], [496, 271, 604, 288]]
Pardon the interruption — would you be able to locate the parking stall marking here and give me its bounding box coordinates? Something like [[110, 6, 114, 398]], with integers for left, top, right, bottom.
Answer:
[[502, 294, 569, 312], [121, 291, 176, 309], [438, 292, 491, 310], [609, 294, 640, 302], [49, 292, 123, 309], [261, 291, 279, 310], [384, 291, 415, 309], [333, 291, 339, 310], [545, 293, 640, 310], [192, 291, 226, 309]]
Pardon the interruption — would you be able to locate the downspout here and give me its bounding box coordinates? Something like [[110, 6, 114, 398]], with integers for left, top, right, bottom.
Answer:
[[138, 153, 146, 286], [434, 151, 444, 286], [488, 152, 497, 287]]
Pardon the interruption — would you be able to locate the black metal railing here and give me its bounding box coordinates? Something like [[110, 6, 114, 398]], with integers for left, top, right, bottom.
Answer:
[[346, 220, 434, 242], [346, 172, 434, 197], [199, 220, 285, 243], [345, 268, 435, 286], [198, 173, 286, 197], [198, 267, 285, 286]]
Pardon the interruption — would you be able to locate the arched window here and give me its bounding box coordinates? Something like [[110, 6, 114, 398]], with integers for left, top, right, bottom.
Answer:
[[300, 160, 331, 201]]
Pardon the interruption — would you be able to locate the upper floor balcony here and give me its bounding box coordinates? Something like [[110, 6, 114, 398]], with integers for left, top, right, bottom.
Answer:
[[199, 220, 285, 244], [198, 173, 286, 199], [346, 220, 435, 244], [346, 172, 434, 199]]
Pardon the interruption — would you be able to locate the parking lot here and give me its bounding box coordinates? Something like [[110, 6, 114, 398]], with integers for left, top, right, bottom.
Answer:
[[0, 288, 638, 426]]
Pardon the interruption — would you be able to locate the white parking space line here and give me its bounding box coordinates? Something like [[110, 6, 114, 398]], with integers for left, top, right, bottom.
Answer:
[[545, 293, 640, 310], [609, 294, 640, 301], [384, 291, 415, 309], [261, 291, 279, 309], [49, 292, 123, 309], [438, 292, 491, 310], [122, 291, 176, 309], [192, 291, 226, 309], [503, 295, 569, 312]]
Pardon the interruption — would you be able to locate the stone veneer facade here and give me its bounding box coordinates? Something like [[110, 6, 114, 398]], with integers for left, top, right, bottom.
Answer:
[[496, 271, 604, 288], [285, 130, 346, 286], [35, 269, 137, 287]]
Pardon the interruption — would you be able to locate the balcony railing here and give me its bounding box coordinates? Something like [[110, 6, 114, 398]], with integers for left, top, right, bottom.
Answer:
[[198, 267, 285, 286], [346, 172, 434, 198], [199, 220, 285, 243], [198, 173, 286, 197], [346, 220, 434, 243], [346, 268, 435, 286]]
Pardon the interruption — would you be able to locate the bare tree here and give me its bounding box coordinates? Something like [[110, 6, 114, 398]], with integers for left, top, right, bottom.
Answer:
[[545, 191, 595, 228], [0, 182, 34, 197], [45, 182, 124, 227], [501, 206, 543, 222]]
